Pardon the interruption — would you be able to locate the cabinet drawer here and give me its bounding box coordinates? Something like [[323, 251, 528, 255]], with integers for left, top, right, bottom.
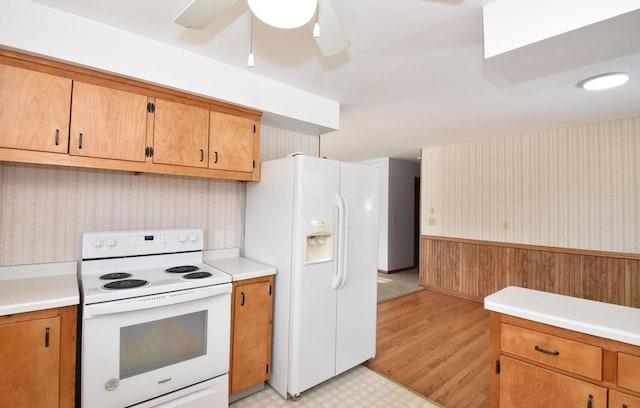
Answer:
[[610, 389, 640, 408], [619, 353, 640, 393], [501, 324, 602, 380]]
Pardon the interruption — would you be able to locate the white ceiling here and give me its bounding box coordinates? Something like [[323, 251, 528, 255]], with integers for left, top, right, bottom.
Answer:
[[28, 0, 640, 161]]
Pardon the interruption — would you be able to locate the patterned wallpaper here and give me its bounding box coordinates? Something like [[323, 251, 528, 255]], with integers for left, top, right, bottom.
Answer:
[[0, 125, 318, 266], [421, 116, 640, 254], [260, 124, 319, 161]]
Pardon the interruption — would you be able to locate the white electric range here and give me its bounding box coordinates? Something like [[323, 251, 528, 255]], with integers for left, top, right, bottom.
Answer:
[[79, 228, 231, 408]]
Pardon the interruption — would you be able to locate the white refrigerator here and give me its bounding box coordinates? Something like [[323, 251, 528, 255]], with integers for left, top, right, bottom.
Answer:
[[244, 155, 378, 399]]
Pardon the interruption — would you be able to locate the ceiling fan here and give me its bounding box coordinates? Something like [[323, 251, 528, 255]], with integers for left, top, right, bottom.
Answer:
[[174, 0, 350, 56]]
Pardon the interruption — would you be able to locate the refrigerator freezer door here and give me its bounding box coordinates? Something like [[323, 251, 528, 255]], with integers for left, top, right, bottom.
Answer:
[[335, 162, 379, 374], [288, 156, 341, 396]]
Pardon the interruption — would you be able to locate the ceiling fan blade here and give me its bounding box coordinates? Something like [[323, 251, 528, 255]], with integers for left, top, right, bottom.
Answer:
[[315, 0, 350, 56], [175, 0, 239, 29]]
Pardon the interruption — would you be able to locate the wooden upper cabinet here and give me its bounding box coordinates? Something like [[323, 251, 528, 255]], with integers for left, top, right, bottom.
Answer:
[[69, 81, 147, 162], [0, 50, 262, 180], [0, 64, 71, 153], [209, 111, 255, 172], [152, 99, 209, 168]]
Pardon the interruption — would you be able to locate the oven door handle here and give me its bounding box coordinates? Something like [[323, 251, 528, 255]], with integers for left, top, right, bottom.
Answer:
[[84, 284, 231, 317]]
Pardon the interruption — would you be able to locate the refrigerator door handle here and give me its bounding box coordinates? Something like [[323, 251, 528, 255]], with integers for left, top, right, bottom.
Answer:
[[332, 194, 345, 290], [338, 194, 349, 289]]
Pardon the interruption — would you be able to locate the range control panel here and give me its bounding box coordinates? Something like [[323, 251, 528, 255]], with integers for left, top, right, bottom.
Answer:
[[82, 228, 203, 259]]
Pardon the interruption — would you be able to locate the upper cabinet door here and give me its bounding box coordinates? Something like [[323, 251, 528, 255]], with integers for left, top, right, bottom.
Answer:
[[209, 111, 255, 172], [0, 64, 71, 153], [152, 99, 209, 168], [69, 82, 147, 162]]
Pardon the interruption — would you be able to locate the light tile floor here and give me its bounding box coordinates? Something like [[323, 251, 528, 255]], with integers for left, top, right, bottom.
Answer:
[[230, 365, 441, 408]]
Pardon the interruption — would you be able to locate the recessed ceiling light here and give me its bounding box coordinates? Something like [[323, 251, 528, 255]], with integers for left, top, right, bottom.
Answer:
[[579, 73, 630, 91]]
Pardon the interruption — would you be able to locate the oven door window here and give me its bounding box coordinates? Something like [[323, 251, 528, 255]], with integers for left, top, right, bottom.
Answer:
[[120, 311, 207, 379]]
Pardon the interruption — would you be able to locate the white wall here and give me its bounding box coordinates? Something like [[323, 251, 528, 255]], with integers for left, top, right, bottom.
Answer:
[[357, 158, 389, 271], [0, 126, 319, 266], [388, 158, 420, 270], [358, 158, 419, 271], [420, 116, 640, 254]]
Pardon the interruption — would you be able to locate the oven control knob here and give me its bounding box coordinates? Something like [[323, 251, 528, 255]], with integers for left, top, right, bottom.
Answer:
[[93, 239, 104, 248], [179, 235, 187, 243], [107, 238, 118, 247], [189, 234, 198, 242]]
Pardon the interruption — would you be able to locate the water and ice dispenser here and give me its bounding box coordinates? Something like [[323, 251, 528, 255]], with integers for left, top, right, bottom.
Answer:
[[304, 218, 334, 264]]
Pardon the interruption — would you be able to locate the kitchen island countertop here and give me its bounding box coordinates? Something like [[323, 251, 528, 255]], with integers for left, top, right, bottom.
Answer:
[[0, 262, 79, 316], [485, 286, 640, 346]]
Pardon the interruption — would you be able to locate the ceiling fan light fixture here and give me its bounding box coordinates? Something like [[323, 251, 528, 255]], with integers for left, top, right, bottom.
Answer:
[[247, 14, 254, 68], [247, 0, 317, 29], [579, 72, 630, 91]]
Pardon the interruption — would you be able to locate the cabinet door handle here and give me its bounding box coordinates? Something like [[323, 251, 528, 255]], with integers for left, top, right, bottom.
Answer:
[[78, 133, 83, 149], [200, 149, 204, 162], [54, 129, 60, 146], [241, 291, 245, 306], [214, 151, 219, 164], [534, 345, 559, 356], [587, 394, 593, 408], [45, 327, 50, 348]]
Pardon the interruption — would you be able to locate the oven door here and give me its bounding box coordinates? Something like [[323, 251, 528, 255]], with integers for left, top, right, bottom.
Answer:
[[81, 284, 231, 408]]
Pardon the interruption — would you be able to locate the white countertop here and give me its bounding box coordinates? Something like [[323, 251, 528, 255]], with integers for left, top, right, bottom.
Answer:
[[204, 251, 276, 282], [0, 262, 80, 316], [485, 286, 640, 346]]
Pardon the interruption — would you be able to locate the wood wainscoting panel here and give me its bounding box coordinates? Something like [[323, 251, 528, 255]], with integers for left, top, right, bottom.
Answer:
[[420, 235, 640, 306]]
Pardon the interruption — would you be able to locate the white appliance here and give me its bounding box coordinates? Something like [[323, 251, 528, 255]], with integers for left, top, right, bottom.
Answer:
[[244, 155, 378, 399], [79, 228, 232, 408]]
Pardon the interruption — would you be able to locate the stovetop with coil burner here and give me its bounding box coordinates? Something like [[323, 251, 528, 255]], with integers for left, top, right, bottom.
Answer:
[[80, 229, 231, 304]]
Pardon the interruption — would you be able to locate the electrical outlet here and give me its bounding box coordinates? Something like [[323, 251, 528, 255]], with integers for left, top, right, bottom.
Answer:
[[502, 221, 509, 231], [428, 218, 436, 226]]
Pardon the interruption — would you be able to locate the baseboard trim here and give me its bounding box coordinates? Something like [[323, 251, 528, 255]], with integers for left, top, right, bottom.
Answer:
[[378, 266, 417, 274], [423, 286, 483, 303]]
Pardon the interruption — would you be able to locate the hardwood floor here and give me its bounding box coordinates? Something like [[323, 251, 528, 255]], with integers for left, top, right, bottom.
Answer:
[[366, 290, 490, 408]]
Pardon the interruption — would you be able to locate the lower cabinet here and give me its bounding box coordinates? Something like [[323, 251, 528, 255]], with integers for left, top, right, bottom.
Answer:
[[610, 389, 640, 408], [500, 356, 607, 408], [490, 313, 640, 408], [229, 275, 274, 395], [0, 306, 76, 408]]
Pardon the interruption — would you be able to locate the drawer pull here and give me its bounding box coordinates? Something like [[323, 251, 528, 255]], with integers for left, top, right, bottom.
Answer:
[[587, 394, 593, 408], [534, 345, 560, 356]]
